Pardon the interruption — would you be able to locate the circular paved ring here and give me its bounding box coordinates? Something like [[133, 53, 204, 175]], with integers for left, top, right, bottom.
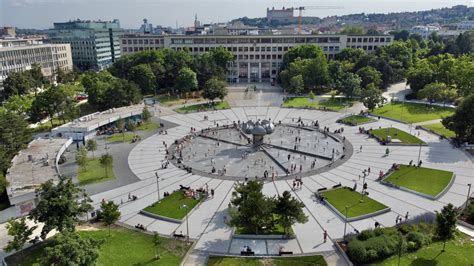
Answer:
[[119, 107, 472, 256]]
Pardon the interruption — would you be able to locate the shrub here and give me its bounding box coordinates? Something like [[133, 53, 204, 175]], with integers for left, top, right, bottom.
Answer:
[[406, 231, 427, 250], [398, 223, 416, 235], [365, 234, 398, 258], [357, 229, 375, 241], [407, 241, 418, 251], [347, 239, 367, 263], [468, 203, 474, 223]]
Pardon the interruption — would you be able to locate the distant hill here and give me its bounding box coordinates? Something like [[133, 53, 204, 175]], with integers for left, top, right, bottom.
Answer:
[[232, 5, 474, 30]]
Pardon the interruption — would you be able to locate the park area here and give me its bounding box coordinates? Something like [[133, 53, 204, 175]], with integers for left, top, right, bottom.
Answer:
[[155, 94, 204, 107], [4, 226, 190, 266], [282, 97, 354, 111], [175, 101, 230, 113], [77, 158, 115, 186], [337, 115, 375, 126], [422, 122, 456, 138], [371, 102, 454, 123], [369, 127, 425, 144], [143, 190, 204, 220], [207, 255, 327, 266], [383, 165, 454, 197], [322, 187, 389, 219]]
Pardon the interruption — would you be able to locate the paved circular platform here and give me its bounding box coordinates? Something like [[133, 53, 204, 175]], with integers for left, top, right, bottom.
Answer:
[[90, 107, 473, 257]]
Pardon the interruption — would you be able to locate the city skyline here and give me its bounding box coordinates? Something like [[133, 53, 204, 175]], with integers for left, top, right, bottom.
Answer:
[[0, 0, 472, 29]]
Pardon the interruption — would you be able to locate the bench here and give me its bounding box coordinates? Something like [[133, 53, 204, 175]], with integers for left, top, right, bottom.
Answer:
[[332, 184, 342, 189], [240, 251, 255, 256], [173, 233, 186, 239], [317, 187, 327, 192], [279, 251, 293, 255]]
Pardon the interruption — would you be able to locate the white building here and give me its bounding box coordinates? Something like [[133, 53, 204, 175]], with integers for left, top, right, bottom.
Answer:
[[120, 33, 393, 83], [457, 20, 474, 30], [266, 7, 295, 23], [411, 25, 440, 39], [0, 40, 72, 85]]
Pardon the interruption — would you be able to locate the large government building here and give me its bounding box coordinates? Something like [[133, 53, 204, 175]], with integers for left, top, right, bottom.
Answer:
[[0, 38, 72, 86], [120, 34, 393, 83]]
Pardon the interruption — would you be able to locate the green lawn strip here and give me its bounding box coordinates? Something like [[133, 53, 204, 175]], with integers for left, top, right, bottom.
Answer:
[[106, 132, 135, 143], [283, 97, 354, 111], [137, 122, 160, 131], [383, 165, 453, 197], [174, 101, 230, 113], [378, 231, 474, 266], [322, 187, 388, 218], [338, 115, 375, 126], [369, 127, 425, 144], [207, 255, 327, 266], [370, 102, 454, 123], [422, 122, 456, 138], [155, 94, 204, 107], [5, 227, 189, 266], [77, 158, 115, 186], [143, 191, 204, 220]]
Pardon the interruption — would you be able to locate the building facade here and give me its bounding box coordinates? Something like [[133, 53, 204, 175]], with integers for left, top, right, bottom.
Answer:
[[266, 7, 295, 23], [120, 34, 393, 83], [49, 19, 123, 71], [0, 41, 72, 84]]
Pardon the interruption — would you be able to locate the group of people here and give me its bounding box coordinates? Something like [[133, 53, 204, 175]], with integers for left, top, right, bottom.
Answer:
[[135, 224, 146, 231], [292, 178, 303, 190]]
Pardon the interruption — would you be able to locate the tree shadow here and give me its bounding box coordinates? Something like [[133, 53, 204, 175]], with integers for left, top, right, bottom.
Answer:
[[410, 257, 438, 266]]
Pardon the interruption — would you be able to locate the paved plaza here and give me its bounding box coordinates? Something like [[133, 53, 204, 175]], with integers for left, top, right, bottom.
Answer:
[[80, 106, 472, 260]]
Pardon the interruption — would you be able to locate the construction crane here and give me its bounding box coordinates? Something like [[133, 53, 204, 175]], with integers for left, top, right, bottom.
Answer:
[[290, 6, 344, 34]]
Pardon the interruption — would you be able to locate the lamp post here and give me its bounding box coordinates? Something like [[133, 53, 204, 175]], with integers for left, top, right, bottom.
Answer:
[[466, 184, 472, 209], [155, 172, 160, 201], [417, 143, 422, 166], [343, 205, 348, 240], [186, 213, 190, 243]]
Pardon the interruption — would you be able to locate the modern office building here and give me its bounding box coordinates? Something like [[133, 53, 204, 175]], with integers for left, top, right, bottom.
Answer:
[[49, 19, 124, 71], [0, 40, 72, 85], [120, 33, 393, 83]]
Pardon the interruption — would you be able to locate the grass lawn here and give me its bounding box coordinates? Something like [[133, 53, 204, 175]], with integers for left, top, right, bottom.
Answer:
[[143, 190, 204, 220], [384, 165, 453, 197], [5, 226, 190, 266], [337, 115, 375, 126], [77, 158, 115, 186], [422, 122, 456, 138], [207, 255, 327, 266], [106, 132, 135, 143], [369, 127, 425, 144], [137, 122, 160, 131], [371, 102, 454, 123], [378, 231, 474, 266], [175, 101, 230, 113], [283, 97, 354, 111], [322, 187, 388, 218], [155, 94, 204, 107]]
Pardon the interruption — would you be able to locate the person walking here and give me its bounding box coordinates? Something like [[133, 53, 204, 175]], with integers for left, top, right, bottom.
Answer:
[[323, 230, 328, 243], [211, 189, 215, 199]]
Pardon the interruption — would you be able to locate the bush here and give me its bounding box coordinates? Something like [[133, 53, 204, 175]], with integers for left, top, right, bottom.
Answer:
[[468, 203, 474, 224], [357, 229, 375, 241], [407, 241, 418, 251], [398, 223, 416, 235], [406, 231, 430, 250], [347, 239, 367, 263]]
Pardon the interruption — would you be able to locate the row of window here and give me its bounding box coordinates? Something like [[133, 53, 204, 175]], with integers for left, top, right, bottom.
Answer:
[[347, 37, 391, 43]]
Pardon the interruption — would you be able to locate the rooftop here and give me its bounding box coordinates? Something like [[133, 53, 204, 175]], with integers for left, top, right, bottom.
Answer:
[[6, 138, 71, 199]]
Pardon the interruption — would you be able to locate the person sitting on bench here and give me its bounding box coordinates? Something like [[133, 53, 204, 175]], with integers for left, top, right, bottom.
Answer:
[[179, 184, 190, 190]]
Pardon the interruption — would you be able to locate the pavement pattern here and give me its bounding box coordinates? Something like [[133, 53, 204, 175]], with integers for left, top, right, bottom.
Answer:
[[83, 106, 473, 259]]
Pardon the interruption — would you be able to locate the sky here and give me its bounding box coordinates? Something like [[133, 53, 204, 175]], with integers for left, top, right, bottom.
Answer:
[[0, 0, 472, 29]]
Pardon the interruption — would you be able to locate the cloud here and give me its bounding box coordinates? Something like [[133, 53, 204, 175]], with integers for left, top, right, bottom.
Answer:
[[6, 0, 81, 7]]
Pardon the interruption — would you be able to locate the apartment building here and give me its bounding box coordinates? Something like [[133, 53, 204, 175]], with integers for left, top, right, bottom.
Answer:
[[120, 34, 393, 83], [49, 19, 123, 71], [0, 40, 72, 85]]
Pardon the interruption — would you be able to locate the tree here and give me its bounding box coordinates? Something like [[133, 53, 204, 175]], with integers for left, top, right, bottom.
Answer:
[[153, 232, 161, 260], [129, 64, 156, 95], [229, 180, 276, 234], [289, 74, 304, 94], [116, 118, 126, 142], [99, 154, 113, 178], [336, 72, 362, 98], [418, 82, 454, 105], [127, 121, 137, 134], [142, 106, 152, 123], [435, 203, 459, 252], [98, 200, 120, 236], [76, 147, 88, 170], [3, 94, 34, 116], [175, 67, 198, 96], [42, 231, 103, 266], [3, 217, 37, 252], [360, 83, 384, 111], [340, 26, 365, 35], [202, 78, 228, 102], [406, 60, 434, 93], [442, 95, 474, 142], [86, 139, 97, 159], [455, 31, 474, 55], [30, 176, 92, 239], [393, 30, 410, 41], [308, 90, 316, 103], [453, 55, 474, 97], [274, 191, 308, 235], [2, 71, 33, 99], [356, 66, 382, 88]]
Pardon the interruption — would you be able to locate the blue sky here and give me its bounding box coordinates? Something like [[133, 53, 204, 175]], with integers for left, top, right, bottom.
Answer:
[[1, 0, 472, 29]]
